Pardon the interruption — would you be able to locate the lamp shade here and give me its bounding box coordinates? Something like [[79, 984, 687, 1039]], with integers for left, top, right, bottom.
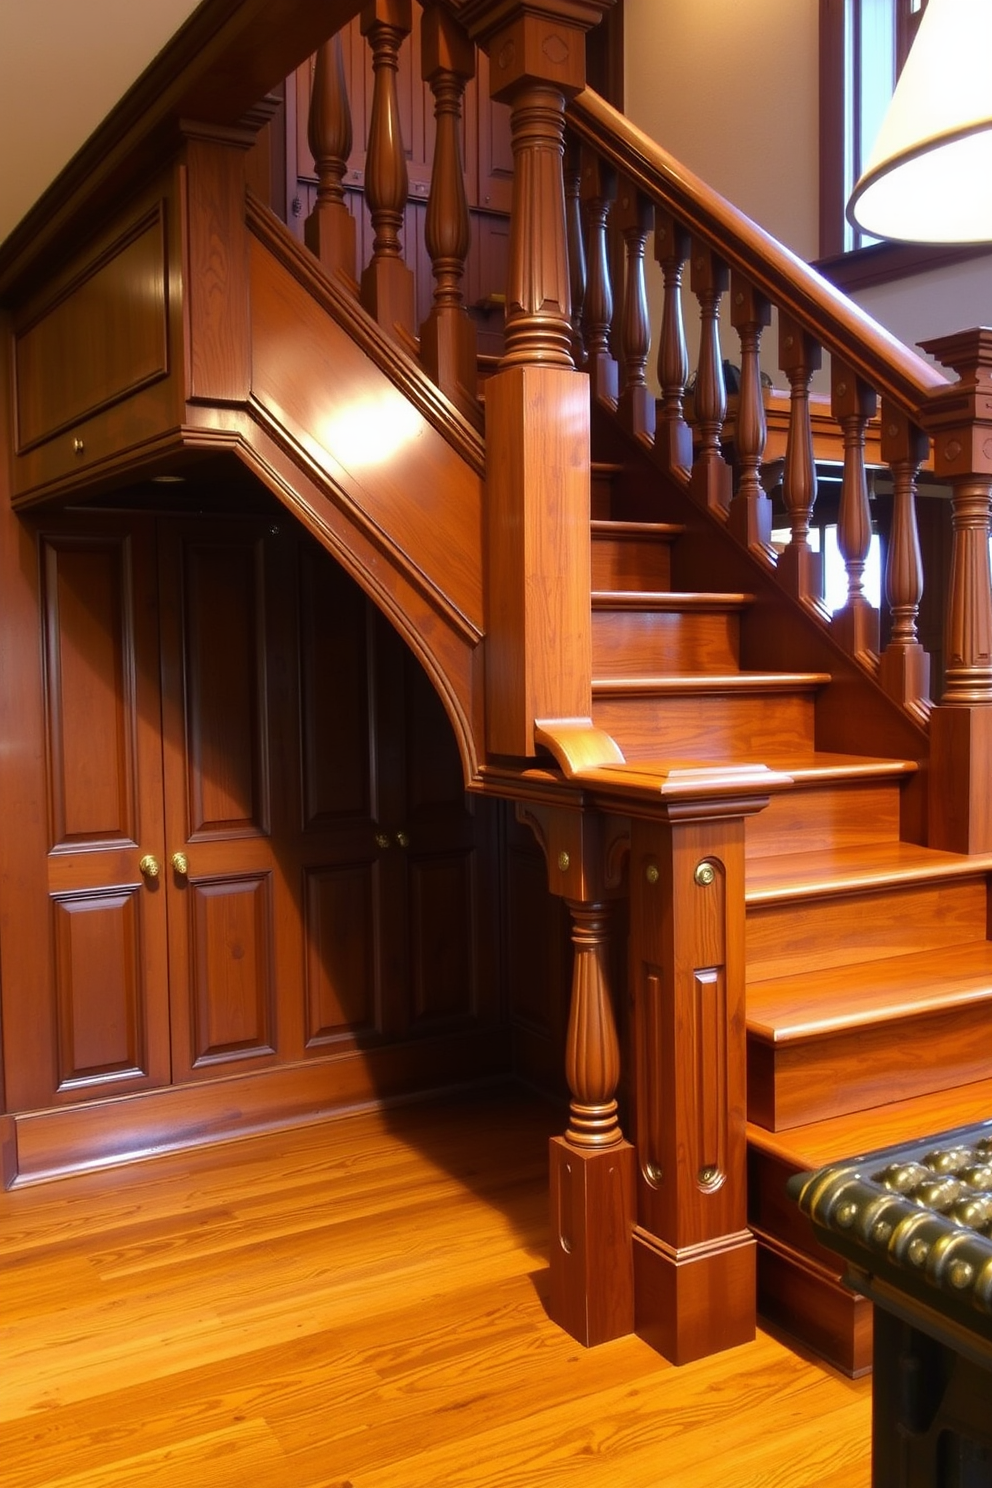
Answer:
[[847, 0, 992, 243]]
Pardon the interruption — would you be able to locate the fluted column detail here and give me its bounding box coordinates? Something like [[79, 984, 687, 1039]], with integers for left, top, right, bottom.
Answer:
[[563, 900, 622, 1148], [501, 83, 573, 367]]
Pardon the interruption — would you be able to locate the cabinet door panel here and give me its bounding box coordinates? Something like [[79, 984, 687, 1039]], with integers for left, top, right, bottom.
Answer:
[[409, 852, 475, 1025], [43, 541, 138, 845], [182, 540, 268, 837], [160, 521, 300, 1081], [0, 518, 171, 1111], [188, 872, 276, 1064], [304, 863, 380, 1045], [297, 544, 390, 1046], [53, 887, 149, 1088]]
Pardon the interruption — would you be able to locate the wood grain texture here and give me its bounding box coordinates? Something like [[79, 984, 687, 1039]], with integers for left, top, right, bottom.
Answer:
[[591, 592, 747, 676], [0, 1087, 872, 1488], [590, 519, 681, 591]]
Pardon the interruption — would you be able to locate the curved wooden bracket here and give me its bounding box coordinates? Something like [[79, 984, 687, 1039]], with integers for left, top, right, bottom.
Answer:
[[534, 717, 625, 777]]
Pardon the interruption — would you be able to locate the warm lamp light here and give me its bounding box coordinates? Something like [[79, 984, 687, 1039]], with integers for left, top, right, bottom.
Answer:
[[848, 0, 992, 244]]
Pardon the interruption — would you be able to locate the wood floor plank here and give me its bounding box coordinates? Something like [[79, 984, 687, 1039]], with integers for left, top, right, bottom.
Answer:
[[0, 1087, 871, 1488]]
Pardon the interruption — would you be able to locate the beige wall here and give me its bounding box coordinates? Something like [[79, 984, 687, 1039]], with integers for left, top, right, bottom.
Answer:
[[623, 0, 820, 262], [621, 1, 992, 366]]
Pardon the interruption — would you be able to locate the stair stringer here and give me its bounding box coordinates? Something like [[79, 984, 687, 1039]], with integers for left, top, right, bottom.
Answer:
[[241, 200, 487, 780]]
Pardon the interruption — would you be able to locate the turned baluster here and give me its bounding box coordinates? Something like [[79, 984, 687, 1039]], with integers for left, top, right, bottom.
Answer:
[[420, 2, 478, 420], [565, 136, 587, 367], [615, 182, 655, 444], [777, 315, 823, 607], [563, 900, 624, 1149], [878, 404, 931, 715], [831, 361, 880, 661], [304, 33, 358, 287], [728, 274, 773, 559], [654, 211, 691, 476], [360, 0, 416, 341], [580, 149, 618, 405], [689, 243, 732, 516]]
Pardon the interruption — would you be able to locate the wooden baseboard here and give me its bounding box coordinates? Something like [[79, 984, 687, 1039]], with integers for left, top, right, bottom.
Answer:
[[753, 1224, 873, 1377], [6, 1027, 512, 1187]]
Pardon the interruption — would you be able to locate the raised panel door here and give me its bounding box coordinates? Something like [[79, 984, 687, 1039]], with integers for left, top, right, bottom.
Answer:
[[157, 519, 303, 1079], [0, 516, 171, 1110]]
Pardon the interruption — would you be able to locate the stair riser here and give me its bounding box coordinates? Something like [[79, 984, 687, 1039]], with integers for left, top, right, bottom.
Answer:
[[746, 878, 989, 982], [591, 539, 673, 592], [592, 692, 817, 761], [748, 1147, 872, 1375], [748, 1000, 992, 1129], [746, 780, 902, 859], [592, 609, 740, 676]]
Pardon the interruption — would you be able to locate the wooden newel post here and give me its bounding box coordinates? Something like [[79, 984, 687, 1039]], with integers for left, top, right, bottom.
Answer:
[[520, 803, 634, 1348], [461, 0, 613, 758], [628, 799, 758, 1365], [920, 329, 992, 852]]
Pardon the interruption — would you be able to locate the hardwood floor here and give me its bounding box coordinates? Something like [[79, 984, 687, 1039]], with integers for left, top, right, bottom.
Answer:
[[0, 1085, 871, 1487]]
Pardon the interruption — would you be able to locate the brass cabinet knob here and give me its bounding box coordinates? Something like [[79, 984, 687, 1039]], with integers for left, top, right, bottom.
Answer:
[[171, 852, 189, 876], [138, 854, 160, 879], [395, 830, 410, 849], [374, 832, 390, 850]]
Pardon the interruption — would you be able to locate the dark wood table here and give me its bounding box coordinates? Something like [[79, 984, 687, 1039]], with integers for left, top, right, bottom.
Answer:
[[791, 1121, 992, 1487]]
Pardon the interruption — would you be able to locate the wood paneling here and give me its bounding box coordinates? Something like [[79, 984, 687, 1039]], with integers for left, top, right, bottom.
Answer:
[[0, 506, 505, 1147], [1, 517, 171, 1111], [14, 210, 168, 451]]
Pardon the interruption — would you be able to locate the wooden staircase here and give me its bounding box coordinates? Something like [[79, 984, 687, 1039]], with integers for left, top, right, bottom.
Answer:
[[588, 446, 992, 1373], [7, 0, 992, 1383]]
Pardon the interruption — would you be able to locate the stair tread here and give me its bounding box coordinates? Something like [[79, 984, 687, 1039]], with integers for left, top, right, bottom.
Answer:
[[755, 750, 919, 783], [749, 1075, 992, 1173], [748, 940, 992, 1042], [746, 840, 992, 904], [590, 519, 684, 540], [593, 671, 831, 695], [591, 590, 752, 611]]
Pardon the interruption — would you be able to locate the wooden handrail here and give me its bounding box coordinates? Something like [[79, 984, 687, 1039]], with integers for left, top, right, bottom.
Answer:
[[566, 87, 950, 416]]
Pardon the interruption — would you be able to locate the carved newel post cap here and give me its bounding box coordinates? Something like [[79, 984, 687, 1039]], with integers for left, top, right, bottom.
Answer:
[[457, 0, 614, 98]]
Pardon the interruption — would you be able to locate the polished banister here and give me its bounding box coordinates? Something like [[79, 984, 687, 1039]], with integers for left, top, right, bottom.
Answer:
[[566, 86, 949, 413]]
